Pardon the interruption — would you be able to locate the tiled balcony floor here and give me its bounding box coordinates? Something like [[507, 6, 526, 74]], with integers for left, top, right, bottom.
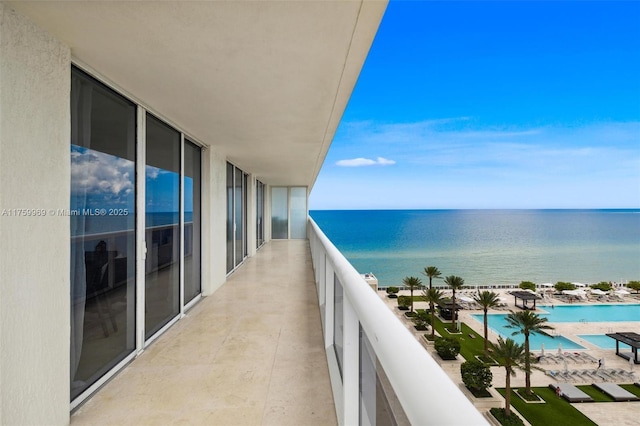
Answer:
[[71, 240, 336, 426]]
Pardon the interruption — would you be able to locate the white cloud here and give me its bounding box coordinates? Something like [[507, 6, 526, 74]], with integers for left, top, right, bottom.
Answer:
[[71, 147, 134, 196], [336, 157, 396, 167]]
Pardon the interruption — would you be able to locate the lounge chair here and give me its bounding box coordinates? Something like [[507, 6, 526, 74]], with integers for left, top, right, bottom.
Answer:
[[549, 383, 593, 403], [593, 383, 640, 401], [580, 353, 598, 363]]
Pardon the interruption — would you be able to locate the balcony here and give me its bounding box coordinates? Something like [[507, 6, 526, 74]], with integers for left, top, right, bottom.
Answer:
[[71, 219, 486, 425], [71, 239, 336, 425]]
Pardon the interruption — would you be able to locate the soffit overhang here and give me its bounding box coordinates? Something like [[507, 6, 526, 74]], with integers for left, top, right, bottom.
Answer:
[[8, 0, 387, 188]]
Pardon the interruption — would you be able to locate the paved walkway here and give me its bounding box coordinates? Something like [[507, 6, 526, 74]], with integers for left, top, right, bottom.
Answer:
[[72, 240, 336, 426]]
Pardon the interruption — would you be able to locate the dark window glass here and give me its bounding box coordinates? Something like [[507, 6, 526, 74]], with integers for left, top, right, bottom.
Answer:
[[145, 114, 180, 339], [70, 67, 136, 401], [256, 181, 265, 248], [184, 140, 201, 303], [226, 163, 234, 273], [234, 167, 244, 267]]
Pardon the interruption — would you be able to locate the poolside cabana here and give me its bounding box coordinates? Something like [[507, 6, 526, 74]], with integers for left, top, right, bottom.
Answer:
[[508, 290, 542, 310], [437, 300, 463, 320], [606, 332, 640, 364]]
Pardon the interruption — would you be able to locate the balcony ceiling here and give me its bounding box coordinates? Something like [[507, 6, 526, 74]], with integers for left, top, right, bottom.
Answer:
[[8, 0, 386, 187]]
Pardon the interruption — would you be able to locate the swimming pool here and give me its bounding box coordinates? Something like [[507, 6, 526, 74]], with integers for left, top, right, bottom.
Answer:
[[536, 304, 639, 323], [471, 304, 639, 351], [471, 314, 584, 351], [577, 334, 632, 350]]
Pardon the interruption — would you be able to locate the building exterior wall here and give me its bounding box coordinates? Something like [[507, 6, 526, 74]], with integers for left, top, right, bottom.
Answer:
[[0, 3, 71, 424], [203, 146, 228, 296]]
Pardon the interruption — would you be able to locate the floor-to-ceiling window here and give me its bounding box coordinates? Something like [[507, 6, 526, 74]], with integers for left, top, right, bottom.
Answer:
[[271, 186, 307, 239], [290, 187, 307, 239], [70, 68, 137, 401], [226, 162, 248, 273], [271, 187, 288, 239], [256, 180, 265, 248], [184, 140, 201, 304], [70, 67, 202, 405], [145, 114, 181, 339]]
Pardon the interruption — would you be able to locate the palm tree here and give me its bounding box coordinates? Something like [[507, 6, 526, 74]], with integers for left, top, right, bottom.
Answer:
[[423, 287, 443, 339], [489, 337, 526, 418], [505, 310, 554, 395], [422, 266, 442, 290], [443, 275, 465, 331], [473, 290, 501, 358], [402, 276, 423, 313]]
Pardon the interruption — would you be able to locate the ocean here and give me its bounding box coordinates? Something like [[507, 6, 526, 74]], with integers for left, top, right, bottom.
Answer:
[[310, 209, 640, 288]]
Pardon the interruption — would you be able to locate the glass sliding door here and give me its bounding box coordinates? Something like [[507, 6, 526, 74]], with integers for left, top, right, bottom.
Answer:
[[290, 187, 307, 239], [234, 167, 244, 268], [184, 140, 201, 304], [226, 163, 234, 273], [70, 67, 136, 401], [145, 114, 181, 339], [271, 187, 288, 239], [226, 162, 247, 272], [256, 180, 265, 248]]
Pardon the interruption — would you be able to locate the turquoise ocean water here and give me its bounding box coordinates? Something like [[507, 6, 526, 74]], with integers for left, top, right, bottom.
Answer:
[[310, 209, 640, 288]]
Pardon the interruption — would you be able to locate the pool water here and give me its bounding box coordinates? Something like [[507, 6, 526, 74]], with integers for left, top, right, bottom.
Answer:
[[472, 314, 584, 351], [536, 304, 639, 322], [577, 334, 632, 350], [472, 304, 639, 351]]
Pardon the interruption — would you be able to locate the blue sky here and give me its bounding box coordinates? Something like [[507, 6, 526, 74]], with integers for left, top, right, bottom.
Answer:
[[310, 1, 640, 210]]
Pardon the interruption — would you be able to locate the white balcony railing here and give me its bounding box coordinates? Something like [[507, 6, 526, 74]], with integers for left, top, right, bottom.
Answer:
[[308, 217, 489, 426]]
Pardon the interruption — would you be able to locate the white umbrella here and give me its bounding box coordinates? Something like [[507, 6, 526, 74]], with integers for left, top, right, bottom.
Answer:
[[615, 289, 630, 295], [540, 343, 545, 356], [563, 356, 569, 373], [590, 289, 608, 296], [573, 282, 586, 287], [557, 343, 563, 355]]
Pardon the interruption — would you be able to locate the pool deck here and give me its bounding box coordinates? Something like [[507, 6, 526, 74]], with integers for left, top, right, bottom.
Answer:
[[382, 289, 639, 426]]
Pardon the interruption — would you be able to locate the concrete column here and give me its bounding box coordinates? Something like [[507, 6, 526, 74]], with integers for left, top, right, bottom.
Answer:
[[0, 4, 71, 424]]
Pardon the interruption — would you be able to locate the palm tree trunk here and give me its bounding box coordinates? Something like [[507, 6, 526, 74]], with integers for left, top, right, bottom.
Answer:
[[483, 310, 489, 357], [524, 334, 531, 394], [505, 370, 511, 417], [430, 302, 435, 338], [410, 288, 414, 313], [451, 290, 456, 331]]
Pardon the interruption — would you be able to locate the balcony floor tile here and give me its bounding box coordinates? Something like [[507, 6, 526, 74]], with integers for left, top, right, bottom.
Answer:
[[71, 240, 336, 426]]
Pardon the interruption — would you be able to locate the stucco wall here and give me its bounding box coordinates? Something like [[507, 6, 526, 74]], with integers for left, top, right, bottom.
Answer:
[[202, 146, 228, 296], [0, 3, 71, 424]]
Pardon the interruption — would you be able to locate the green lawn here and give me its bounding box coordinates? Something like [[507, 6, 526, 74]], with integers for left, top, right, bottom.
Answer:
[[497, 387, 597, 426], [426, 313, 486, 362]]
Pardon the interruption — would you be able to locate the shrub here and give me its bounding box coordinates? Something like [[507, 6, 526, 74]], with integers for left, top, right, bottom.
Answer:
[[434, 337, 460, 360], [590, 282, 613, 291], [461, 359, 492, 394], [554, 281, 575, 292], [412, 310, 431, 330], [519, 281, 536, 291], [489, 408, 525, 426], [627, 281, 640, 293], [397, 295, 411, 310], [386, 286, 399, 298]]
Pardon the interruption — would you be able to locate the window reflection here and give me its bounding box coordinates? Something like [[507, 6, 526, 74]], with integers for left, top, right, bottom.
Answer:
[[70, 68, 136, 401], [145, 114, 180, 339]]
